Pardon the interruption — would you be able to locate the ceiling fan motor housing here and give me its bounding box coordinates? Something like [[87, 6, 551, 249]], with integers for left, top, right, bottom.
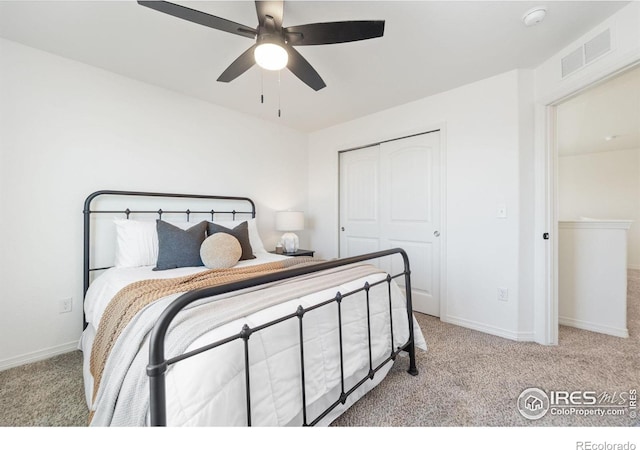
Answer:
[[256, 29, 286, 46]]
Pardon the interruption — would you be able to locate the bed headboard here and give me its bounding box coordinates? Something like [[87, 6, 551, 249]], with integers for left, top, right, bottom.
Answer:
[[82, 190, 256, 326]]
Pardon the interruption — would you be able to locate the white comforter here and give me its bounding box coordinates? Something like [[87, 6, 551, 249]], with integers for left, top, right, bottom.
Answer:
[[81, 253, 427, 426]]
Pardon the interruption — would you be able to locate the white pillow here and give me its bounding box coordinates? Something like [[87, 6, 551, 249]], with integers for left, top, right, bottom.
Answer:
[[113, 219, 203, 268], [113, 220, 156, 268], [247, 218, 267, 254], [212, 218, 267, 254]]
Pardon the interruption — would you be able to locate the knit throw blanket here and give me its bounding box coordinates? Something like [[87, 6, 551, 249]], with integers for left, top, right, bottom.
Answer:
[[90, 257, 318, 403]]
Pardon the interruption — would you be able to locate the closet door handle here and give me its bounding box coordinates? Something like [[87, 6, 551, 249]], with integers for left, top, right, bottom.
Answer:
[[434, 231, 440, 237], [341, 227, 345, 231]]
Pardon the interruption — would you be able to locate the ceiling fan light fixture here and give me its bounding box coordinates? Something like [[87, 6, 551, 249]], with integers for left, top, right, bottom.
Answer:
[[254, 43, 288, 71], [137, 1, 384, 91]]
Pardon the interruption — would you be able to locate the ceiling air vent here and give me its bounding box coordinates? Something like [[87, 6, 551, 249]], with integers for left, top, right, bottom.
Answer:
[[561, 28, 612, 78]]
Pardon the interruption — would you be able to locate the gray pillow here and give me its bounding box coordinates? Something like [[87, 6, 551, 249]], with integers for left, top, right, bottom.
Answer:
[[154, 220, 208, 271], [207, 221, 255, 260]]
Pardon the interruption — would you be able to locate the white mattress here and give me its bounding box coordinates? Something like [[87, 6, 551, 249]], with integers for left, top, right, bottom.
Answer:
[[81, 252, 426, 426]]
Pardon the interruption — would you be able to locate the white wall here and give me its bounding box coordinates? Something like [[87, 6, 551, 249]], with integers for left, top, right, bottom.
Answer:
[[558, 148, 640, 269], [0, 38, 308, 369], [517, 69, 536, 337], [308, 69, 536, 341]]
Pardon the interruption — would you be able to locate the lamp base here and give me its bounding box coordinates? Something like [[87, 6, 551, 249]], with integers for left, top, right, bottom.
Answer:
[[281, 232, 299, 253]]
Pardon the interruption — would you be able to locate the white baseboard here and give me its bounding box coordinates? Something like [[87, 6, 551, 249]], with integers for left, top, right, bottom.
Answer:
[[559, 317, 628, 338], [515, 330, 536, 341], [0, 341, 79, 372], [440, 314, 535, 342]]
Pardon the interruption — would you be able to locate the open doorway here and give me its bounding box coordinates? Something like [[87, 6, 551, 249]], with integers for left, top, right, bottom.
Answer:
[[553, 65, 640, 338]]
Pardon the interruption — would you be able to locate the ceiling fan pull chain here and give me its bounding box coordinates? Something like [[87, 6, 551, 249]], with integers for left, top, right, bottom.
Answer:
[[278, 70, 282, 118], [260, 69, 264, 104]]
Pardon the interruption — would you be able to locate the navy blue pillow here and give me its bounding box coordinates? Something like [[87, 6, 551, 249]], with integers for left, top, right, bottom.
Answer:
[[207, 221, 255, 260], [154, 220, 208, 271]]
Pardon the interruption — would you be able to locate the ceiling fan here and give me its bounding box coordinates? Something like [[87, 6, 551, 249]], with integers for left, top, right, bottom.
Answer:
[[137, 1, 385, 91]]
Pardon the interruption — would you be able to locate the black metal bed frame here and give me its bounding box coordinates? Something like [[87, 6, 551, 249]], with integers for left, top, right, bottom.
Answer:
[[83, 190, 418, 427]]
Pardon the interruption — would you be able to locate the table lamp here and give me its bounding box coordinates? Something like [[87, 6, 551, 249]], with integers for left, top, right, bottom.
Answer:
[[275, 211, 304, 253]]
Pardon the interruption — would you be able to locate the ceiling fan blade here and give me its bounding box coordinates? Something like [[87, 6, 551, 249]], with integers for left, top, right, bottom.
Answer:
[[217, 44, 258, 83], [286, 46, 326, 91], [285, 21, 385, 46], [138, 1, 257, 39], [255, 0, 284, 30]]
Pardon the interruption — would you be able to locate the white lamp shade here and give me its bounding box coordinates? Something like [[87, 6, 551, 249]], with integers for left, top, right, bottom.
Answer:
[[276, 211, 304, 231]]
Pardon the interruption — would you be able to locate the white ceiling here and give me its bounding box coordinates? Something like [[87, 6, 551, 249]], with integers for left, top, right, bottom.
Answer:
[[557, 65, 640, 156], [0, 0, 631, 132]]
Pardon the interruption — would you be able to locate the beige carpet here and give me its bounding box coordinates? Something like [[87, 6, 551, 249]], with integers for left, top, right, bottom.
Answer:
[[1, 270, 638, 427], [333, 269, 640, 426], [0, 350, 85, 426]]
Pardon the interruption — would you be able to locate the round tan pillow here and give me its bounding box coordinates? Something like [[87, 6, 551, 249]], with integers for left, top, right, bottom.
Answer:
[[200, 232, 242, 269]]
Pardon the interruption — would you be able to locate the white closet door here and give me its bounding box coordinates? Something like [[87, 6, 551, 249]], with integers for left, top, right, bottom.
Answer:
[[339, 145, 381, 258], [380, 132, 441, 317], [339, 132, 441, 316]]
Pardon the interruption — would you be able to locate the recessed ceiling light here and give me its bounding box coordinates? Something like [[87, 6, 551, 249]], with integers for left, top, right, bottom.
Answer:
[[522, 7, 547, 27]]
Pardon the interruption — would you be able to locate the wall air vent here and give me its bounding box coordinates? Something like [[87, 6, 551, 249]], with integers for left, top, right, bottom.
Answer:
[[584, 29, 611, 64], [561, 47, 584, 78], [561, 28, 612, 78]]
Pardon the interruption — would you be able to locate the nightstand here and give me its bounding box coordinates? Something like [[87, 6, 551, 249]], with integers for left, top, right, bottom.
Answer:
[[270, 249, 315, 257]]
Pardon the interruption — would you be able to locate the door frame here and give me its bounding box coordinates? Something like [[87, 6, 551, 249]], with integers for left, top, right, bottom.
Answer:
[[337, 126, 447, 317], [535, 61, 640, 345]]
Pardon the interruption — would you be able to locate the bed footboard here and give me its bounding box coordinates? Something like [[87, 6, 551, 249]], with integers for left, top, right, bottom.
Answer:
[[147, 248, 418, 426]]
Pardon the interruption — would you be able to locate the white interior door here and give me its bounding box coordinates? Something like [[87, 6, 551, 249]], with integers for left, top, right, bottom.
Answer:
[[380, 132, 441, 316], [339, 132, 441, 316], [339, 145, 380, 257]]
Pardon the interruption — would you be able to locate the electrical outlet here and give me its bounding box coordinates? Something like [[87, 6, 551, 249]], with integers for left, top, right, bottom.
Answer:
[[497, 287, 509, 302], [59, 298, 72, 314]]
